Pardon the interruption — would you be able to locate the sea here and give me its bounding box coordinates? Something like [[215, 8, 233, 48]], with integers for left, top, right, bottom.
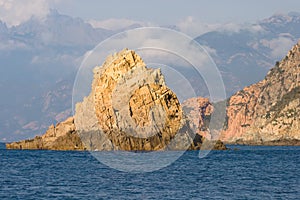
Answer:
[[0, 142, 299, 199]]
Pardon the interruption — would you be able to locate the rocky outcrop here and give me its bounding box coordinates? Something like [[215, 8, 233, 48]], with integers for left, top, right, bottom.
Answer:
[[75, 49, 218, 151], [7, 49, 226, 151], [220, 41, 300, 144], [6, 117, 84, 150]]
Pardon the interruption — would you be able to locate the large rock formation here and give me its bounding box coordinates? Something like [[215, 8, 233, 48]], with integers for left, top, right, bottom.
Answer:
[[74, 49, 225, 150], [220, 41, 300, 144], [75, 49, 191, 151], [7, 49, 226, 150]]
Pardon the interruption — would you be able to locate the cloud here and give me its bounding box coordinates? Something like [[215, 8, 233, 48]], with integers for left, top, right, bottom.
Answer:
[[88, 18, 153, 31], [246, 24, 265, 33], [77, 28, 219, 72], [260, 35, 295, 59], [88, 16, 266, 38], [176, 16, 266, 37], [176, 16, 220, 37], [0, 0, 54, 27], [90, 16, 244, 37], [75, 28, 226, 103]]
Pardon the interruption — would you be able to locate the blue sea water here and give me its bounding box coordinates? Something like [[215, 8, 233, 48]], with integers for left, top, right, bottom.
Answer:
[[0, 143, 299, 199]]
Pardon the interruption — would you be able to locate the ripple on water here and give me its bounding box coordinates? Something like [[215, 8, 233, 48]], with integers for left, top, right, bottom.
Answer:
[[0, 146, 299, 199]]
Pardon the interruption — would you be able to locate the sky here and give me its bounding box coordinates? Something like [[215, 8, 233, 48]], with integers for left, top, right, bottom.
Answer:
[[54, 0, 300, 24], [0, 0, 300, 27]]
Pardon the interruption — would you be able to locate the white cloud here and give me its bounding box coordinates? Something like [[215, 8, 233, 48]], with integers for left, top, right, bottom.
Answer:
[[176, 16, 266, 37], [0, 0, 53, 27], [201, 45, 217, 56], [88, 16, 266, 38], [176, 16, 220, 37], [88, 18, 153, 31], [81, 28, 218, 71], [260, 36, 295, 59], [90, 16, 225, 37], [83, 28, 219, 77], [246, 24, 265, 33]]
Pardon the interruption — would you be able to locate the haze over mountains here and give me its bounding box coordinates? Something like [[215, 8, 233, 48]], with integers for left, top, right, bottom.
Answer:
[[1, 10, 299, 141]]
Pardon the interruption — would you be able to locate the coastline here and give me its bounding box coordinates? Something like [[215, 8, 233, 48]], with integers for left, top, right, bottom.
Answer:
[[225, 139, 300, 146], [6, 138, 300, 152], [5, 139, 227, 151]]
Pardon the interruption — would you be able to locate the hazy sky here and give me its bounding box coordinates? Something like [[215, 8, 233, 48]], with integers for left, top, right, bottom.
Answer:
[[54, 0, 300, 24], [0, 0, 300, 25], [0, 0, 299, 34]]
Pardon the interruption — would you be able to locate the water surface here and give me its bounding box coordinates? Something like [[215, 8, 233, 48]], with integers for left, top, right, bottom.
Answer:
[[0, 145, 299, 199]]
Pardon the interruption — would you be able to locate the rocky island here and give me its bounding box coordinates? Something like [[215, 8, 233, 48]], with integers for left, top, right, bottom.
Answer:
[[6, 49, 226, 151]]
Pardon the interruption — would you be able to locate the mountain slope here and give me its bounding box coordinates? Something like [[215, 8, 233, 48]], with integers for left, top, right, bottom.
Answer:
[[221, 41, 300, 144]]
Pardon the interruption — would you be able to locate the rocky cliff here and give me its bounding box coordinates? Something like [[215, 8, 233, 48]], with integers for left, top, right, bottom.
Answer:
[[75, 49, 192, 151], [220, 41, 300, 144], [7, 49, 226, 151]]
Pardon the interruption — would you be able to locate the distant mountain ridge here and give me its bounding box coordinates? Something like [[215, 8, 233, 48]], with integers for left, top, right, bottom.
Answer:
[[1, 11, 300, 142], [195, 12, 300, 95]]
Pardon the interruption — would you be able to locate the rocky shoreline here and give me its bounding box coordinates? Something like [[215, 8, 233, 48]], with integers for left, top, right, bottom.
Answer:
[[226, 139, 300, 146], [5, 117, 227, 151], [5, 117, 85, 151]]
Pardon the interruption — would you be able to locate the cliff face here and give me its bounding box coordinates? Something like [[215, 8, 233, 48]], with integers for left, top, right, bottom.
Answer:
[[221, 41, 300, 144], [7, 49, 226, 151]]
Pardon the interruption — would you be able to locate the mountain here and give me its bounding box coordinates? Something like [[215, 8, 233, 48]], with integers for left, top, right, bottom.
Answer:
[[260, 12, 300, 37], [1, 11, 300, 142], [195, 12, 300, 95], [220, 41, 300, 144], [0, 10, 114, 142], [9, 9, 112, 49]]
